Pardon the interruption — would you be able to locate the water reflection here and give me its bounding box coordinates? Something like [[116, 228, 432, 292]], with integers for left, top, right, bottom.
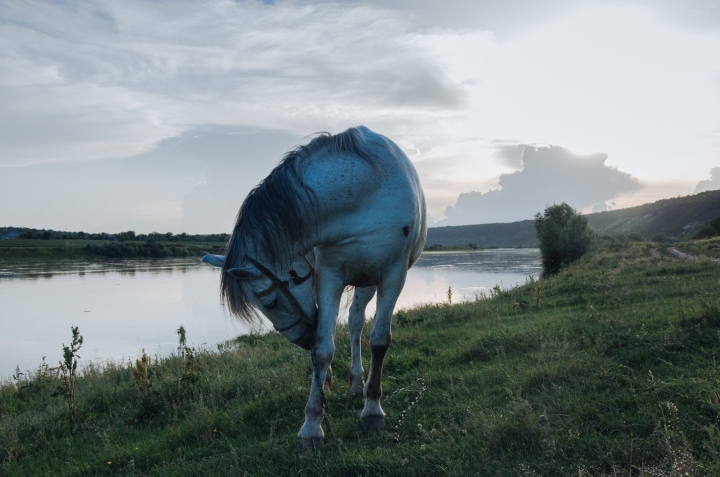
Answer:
[[0, 250, 541, 378]]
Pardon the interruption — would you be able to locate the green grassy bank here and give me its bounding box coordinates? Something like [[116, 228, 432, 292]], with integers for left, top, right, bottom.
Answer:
[[2, 240, 720, 475], [0, 239, 224, 259]]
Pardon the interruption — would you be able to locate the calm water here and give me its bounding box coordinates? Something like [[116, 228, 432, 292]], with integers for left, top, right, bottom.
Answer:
[[0, 249, 540, 378]]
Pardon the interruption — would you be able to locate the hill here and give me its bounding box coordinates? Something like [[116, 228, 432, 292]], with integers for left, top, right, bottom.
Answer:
[[427, 189, 720, 248], [426, 220, 537, 248], [585, 189, 720, 239]]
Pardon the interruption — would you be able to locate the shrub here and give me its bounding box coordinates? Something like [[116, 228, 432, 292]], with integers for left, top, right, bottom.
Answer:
[[627, 232, 644, 241], [534, 203, 594, 275], [651, 233, 669, 243], [694, 217, 720, 240]]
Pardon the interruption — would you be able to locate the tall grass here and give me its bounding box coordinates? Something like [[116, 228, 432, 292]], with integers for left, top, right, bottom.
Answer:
[[2, 242, 720, 475]]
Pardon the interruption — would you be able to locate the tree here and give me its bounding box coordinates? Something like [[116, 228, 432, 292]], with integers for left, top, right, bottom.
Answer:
[[693, 217, 720, 240], [534, 203, 594, 275]]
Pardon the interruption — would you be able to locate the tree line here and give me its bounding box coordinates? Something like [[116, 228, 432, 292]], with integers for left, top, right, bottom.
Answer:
[[3, 228, 229, 243]]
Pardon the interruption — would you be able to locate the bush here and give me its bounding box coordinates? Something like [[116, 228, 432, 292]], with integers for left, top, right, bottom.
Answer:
[[694, 217, 720, 240], [651, 233, 669, 243], [627, 232, 644, 241], [534, 203, 594, 275]]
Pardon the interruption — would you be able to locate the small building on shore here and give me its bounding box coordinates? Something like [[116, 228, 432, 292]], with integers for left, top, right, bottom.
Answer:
[[1, 232, 20, 239]]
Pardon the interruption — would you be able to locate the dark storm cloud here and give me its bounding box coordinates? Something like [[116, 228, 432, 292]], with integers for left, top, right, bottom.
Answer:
[[695, 167, 720, 194], [443, 145, 642, 225]]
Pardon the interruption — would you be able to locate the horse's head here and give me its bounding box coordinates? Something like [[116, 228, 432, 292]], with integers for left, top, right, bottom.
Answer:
[[205, 254, 318, 349]]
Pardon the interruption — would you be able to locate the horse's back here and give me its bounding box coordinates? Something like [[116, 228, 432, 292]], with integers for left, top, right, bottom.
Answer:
[[304, 127, 426, 277], [305, 127, 422, 215]]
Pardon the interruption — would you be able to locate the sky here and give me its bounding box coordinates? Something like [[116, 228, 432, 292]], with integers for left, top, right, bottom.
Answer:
[[1, 0, 719, 233]]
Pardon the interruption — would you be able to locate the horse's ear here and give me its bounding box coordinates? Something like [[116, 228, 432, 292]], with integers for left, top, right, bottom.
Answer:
[[227, 264, 261, 280], [201, 254, 225, 268]]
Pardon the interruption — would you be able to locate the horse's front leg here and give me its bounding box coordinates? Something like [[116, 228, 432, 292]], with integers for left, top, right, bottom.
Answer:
[[361, 267, 406, 430], [297, 274, 344, 443], [349, 286, 376, 397]]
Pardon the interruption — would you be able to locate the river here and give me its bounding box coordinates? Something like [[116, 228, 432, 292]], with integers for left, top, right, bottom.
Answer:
[[0, 249, 541, 378]]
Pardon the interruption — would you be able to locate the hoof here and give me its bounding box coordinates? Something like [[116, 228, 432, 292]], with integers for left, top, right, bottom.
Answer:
[[361, 415, 385, 430], [297, 437, 323, 452]]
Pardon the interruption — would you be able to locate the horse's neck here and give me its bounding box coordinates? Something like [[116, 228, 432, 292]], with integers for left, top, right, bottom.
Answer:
[[250, 241, 312, 272]]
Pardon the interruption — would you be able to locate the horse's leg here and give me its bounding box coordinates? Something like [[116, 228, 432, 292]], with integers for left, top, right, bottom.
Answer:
[[361, 267, 406, 430], [349, 286, 376, 398], [297, 272, 344, 442]]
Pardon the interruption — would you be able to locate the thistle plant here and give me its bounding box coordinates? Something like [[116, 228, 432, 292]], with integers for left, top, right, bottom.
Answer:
[[132, 349, 152, 395], [533, 284, 543, 309], [132, 349, 161, 421], [176, 326, 199, 401], [52, 326, 83, 426], [447, 287, 453, 305]]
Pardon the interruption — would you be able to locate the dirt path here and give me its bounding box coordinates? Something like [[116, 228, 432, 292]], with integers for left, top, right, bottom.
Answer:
[[657, 246, 720, 262], [666, 247, 696, 260]]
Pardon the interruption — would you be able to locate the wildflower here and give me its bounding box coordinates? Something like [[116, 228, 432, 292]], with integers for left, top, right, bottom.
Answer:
[[213, 428, 217, 433]]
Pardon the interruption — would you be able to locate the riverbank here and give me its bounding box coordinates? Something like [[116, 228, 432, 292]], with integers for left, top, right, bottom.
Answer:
[[0, 239, 224, 259], [2, 241, 720, 475]]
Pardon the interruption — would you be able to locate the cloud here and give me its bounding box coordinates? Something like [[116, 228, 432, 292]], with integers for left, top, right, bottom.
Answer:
[[491, 140, 531, 169], [345, 0, 578, 36], [442, 145, 642, 225], [179, 127, 306, 233], [2, 0, 719, 235], [344, 0, 720, 35], [0, 125, 305, 233], [0, 0, 467, 168], [695, 167, 720, 194]]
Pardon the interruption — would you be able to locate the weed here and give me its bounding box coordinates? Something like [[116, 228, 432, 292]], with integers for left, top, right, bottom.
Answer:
[[512, 297, 530, 311], [132, 349, 151, 395], [533, 284, 543, 309], [176, 326, 200, 402], [51, 326, 83, 427]]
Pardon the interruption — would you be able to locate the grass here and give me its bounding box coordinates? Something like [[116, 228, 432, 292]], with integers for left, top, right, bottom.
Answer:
[[674, 236, 720, 259], [2, 241, 720, 475]]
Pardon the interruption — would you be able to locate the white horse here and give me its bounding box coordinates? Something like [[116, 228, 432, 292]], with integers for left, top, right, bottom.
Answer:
[[202, 126, 426, 442]]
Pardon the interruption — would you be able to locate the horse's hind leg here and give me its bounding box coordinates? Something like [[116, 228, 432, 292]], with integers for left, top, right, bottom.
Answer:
[[349, 286, 376, 398], [361, 268, 405, 430]]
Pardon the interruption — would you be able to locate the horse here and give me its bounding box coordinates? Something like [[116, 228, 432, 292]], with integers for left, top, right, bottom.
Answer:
[[201, 126, 426, 443]]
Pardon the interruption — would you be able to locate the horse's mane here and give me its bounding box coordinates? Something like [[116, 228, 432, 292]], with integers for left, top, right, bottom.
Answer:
[[221, 126, 378, 322]]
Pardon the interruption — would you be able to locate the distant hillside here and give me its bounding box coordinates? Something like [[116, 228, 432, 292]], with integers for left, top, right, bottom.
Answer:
[[426, 220, 538, 248], [427, 189, 720, 248], [585, 189, 720, 239]]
